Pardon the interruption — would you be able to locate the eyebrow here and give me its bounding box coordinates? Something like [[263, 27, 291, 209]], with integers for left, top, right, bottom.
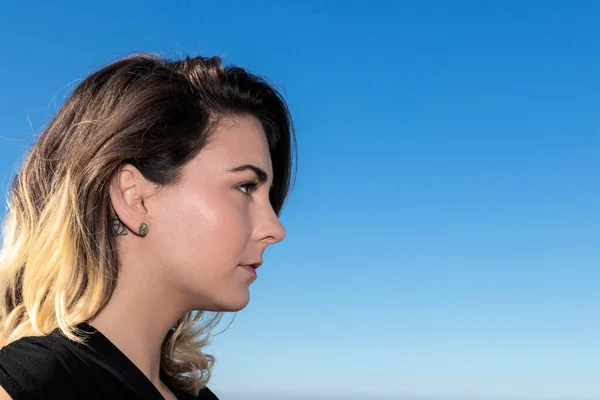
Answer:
[[229, 164, 269, 184]]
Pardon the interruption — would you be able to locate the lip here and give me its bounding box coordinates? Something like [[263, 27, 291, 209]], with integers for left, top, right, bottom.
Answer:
[[240, 264, 258, 279]]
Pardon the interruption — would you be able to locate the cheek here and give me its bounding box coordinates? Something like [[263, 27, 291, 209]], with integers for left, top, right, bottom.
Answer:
[[152, 190, 251, 267], [166, 196, 211, 245], [200, 200, 253, 255]]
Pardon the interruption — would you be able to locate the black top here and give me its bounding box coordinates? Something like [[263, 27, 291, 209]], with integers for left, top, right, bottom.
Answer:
[[0, 324, 219, 399]]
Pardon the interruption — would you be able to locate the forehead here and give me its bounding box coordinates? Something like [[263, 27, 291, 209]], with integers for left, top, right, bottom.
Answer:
[[191, 115, 272, 173]]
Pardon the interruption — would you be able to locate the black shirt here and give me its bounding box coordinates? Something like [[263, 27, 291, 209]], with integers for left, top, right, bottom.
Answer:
[[0, 324, 219, 399]]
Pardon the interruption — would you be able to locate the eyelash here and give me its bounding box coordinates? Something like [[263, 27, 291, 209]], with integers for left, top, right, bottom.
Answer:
[[237, 181, 259, 196]]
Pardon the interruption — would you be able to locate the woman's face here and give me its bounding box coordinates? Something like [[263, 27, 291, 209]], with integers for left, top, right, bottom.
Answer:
[[142, 115, 286, 312]]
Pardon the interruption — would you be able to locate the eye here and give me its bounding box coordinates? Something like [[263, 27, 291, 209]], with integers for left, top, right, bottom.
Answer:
[[237, 181, 259, 195]]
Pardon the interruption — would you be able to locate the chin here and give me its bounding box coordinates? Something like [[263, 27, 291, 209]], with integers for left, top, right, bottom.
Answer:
[[199, 292, 251, 312], [225, 292, 251, 311], [222, 301, 249, 312]]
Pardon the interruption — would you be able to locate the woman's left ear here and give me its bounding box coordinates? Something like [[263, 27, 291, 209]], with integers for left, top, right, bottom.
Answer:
[[108, 163, 153, 237]]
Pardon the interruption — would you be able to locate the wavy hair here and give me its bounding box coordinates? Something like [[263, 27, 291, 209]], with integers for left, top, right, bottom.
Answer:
[[0, 53, 295, 395]]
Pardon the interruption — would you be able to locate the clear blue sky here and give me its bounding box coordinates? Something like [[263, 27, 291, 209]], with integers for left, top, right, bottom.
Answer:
[[1, 1, 599, 399]]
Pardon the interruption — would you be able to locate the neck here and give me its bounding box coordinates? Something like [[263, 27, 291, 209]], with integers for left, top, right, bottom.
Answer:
[[89, 256, 188, 390]]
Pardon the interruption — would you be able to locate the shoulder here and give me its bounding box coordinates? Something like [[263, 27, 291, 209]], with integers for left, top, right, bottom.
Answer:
[[0, 333, 74, 399], [198, 386, 219, 400], [175, 386, 219, 400]]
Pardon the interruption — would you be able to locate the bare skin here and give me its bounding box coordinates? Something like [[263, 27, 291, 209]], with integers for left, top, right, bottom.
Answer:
[[0, 116, 285, 400], [88, 115, 286, 398]]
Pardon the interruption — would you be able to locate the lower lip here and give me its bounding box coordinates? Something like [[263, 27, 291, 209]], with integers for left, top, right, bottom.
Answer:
[[241, 265, 257, 279]]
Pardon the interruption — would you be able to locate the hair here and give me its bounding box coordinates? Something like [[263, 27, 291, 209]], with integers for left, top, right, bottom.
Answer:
[[0, 53, 295, 395]]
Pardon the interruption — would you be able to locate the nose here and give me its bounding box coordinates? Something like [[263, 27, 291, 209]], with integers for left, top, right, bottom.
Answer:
[[255, 204, 287, 245]]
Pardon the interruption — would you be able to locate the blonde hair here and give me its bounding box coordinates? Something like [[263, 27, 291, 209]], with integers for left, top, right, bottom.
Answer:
[[0, 53, 294, 395]]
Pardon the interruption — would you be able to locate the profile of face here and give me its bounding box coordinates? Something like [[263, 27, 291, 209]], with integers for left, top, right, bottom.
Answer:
[[111, 115, 286, 312]]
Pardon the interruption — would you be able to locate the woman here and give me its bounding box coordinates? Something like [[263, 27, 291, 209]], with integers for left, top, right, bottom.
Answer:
[[0, 53, 295, 399]]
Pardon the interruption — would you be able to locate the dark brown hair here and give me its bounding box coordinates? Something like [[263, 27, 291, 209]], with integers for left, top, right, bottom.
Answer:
[[0, 53, 295, 395]]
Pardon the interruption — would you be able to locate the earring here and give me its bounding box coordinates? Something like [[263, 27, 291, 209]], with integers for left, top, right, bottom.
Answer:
[[138, 222, 149, 237]]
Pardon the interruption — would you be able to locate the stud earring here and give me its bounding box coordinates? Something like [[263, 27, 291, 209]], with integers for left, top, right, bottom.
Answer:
[[138, 222, 149, 237]]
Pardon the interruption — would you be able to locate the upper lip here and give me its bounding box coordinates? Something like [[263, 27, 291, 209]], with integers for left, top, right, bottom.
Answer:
[[245, 261, 262, 269]]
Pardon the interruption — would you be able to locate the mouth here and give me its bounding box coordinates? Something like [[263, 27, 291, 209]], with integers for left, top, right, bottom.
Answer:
[[240, 261, 262, 279], [241, 260, 262, 269], [240, 264, 259, 279]]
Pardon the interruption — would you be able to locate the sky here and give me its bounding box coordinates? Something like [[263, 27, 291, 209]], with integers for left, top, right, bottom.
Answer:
[[0, 1, 599, 399]]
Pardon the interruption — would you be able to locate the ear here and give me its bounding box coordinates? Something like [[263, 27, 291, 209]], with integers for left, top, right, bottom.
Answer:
[[108, 164, 154, 236]]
